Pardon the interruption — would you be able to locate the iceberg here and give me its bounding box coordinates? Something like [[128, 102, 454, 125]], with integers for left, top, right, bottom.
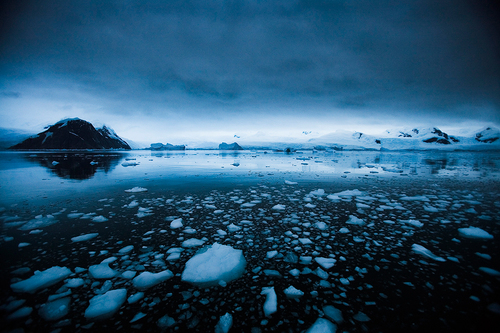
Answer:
[[11, 266, 72, 293], [181, 243, 246, 287], [261, 286, 277, 316], [84, 289, 127, 321]]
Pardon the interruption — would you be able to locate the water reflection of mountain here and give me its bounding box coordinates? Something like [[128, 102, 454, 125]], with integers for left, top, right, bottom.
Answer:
[[27, 153, 125, 180]]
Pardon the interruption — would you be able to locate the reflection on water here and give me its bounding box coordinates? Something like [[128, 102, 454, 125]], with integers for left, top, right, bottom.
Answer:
[[25, 152, 125, 180]]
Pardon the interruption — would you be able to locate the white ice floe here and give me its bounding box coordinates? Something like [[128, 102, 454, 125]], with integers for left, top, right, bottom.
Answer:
[[181, 243, 246, 287], [132, 270, 174, 290], [315, 257, 337, 270], [479, 267, 500, 277], [118, 245, 134, 254], [215, 313, 233, 333], [84, 289, 127, 321], [92, 215, 108, 223], [11, 266, 72, 293], [182, 238, 206, 248], [261, 286, 277, 316], [411, 244, 445, 262], [346, 215, 364, 226], [284, 285, 304, 299], [170, 218, 183, 229], [71, 233, 99, 242], [89, 263, 117, 279], [400, 195, 430, 202], [323, 305, 343, 323], [38, 297, 70, 321], [65, 278, 84, 288], [127, 292, 144, 304], [272, 204, 286, 211], [284, 180, 297, 185], [124, 187, 148, 193], [306, 318, 336, 333], [402, 219, 424, 228], [458, 227, 494, 240], [227, 223, 242, 232], [332, 189, 363, 197]]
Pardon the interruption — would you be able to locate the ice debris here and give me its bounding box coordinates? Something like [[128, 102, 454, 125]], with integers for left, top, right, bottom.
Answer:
[[411, 244, 445, 262], [84, 289, 127, 321], [458, 227, 493, 240], [11, 266, 72, 293]]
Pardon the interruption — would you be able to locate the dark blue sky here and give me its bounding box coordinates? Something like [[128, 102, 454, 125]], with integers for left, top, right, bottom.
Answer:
[[1, 0, 499, 142]]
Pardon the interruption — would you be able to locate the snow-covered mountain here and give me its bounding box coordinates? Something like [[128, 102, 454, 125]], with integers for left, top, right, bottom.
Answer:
[[0, 127, 36, 149], [189, 126, 500, 151], [9, 118, 131, 150]]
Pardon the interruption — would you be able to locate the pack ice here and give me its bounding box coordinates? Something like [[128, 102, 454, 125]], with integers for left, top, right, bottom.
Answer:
[[181, 243, 246, 287], [458, 226, 494, 240], [11, 266, 72, 293]]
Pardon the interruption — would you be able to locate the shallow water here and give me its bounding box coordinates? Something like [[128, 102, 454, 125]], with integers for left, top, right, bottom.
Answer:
[[1, 150, 499, 332]]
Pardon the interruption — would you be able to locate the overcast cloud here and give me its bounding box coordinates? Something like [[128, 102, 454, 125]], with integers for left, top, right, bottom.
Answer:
[[1, 0, 499, 142]]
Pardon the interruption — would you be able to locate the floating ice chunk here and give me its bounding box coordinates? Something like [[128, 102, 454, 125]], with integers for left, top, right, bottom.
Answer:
[[285, 180, 297, 185], [132, 270, 174, 290], [424, 205, 439, 213], [411, 244, 445, 262], [261, 287, 277, 316], [125, 200, 139, 208], [479, 267, 500, 277], [65, 278, 84, 288], [339, 227, 350, 233], [314, 222, 327, 230], [299, 238, 313, 245], [18, 215, 58, 230], [266, 250, 278, 259], [71, 233, 99, 242], [124, 187, 148, 193], [215, 313, 233, 333], [127, 292, 144, 304], [305, 318, 337, 333], [122, 161, 139, 167], [284, 285, 304, 299], [227, 223, 242, 232], [182, 238, 205, 248], [92, 215, 108, 223], [67, 213, 83, 219], [118, 245, 134, 254], [400, 195, 430, 202], [84, 289, 127, 321], [167, 252, 181, 260], [272, 204, 286, 211], [476, 252, 492, 260], [315, 257, 337, 270], [458, 227, 493, 240], [130, 312, 147, 323], [217, 229, 227, 236], [18, 242, 30, 248], [353, 312, 371, 322], [11, 266, 72, 293], [310, 189, 325, 196], [346, 215, 364, 226], [333, 189, 363, 197], [402, 220, 424, 228], [7, 306, 32, 320], [323, 305, 343, 323], [170, 218, 183, 229], [38, 297, 70, 321], [157, 314, 176, 328], [89, 263, 117, 279], [181, 243, 246, 287], [121, 271, 137, 279]]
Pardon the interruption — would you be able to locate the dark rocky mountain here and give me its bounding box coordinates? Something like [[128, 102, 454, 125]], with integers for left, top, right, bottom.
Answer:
[[9, 118, 131, 150], [422, 128, 459, 144], [219, 142, 243, 150]]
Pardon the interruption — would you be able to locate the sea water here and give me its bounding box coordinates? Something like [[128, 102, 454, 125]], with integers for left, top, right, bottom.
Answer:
[[0, 150, 499, 332]]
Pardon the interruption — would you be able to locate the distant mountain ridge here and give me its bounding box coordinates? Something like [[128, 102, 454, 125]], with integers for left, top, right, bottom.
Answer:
[[9, 118, 131, 150]]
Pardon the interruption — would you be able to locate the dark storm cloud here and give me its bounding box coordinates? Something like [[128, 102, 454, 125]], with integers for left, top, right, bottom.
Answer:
[[1, 0, 499, 122]]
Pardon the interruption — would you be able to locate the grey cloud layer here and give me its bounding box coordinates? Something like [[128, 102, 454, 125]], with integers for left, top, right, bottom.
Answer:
[[1, 0, 499, 122]]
